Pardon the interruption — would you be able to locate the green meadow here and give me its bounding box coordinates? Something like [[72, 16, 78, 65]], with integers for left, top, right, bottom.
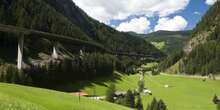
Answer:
[[81, 74, 220, 110], [0, 83, 131, 110], [0, 74, 219, 110]]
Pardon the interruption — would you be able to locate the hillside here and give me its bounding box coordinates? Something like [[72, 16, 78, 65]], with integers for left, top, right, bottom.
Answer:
[[0, 0, 164, 62], [44, 0, 162, 56], [161, 1, 220, 75], [0, 83, 131, 110], [144, 31, 191, 54], [0, 0, 165, 90]]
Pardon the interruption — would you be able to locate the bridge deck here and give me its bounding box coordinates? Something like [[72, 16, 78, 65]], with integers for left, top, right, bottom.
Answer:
[[0, 24, 155, 59], [0, 24, 108, 52]]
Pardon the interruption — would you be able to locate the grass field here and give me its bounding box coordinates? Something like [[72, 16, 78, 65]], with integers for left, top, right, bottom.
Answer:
[[0, 83, 132, 110], [80, 74, 220, 110], [0, 74, 219, 110]]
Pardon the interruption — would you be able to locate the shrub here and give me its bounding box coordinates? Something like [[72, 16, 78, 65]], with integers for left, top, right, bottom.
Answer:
[[106, 84, 116, 103], [124, 90, 135, 108], [213, 95, 219, 104], [136, 95, 143, 110], [147, 97, 167, 110]]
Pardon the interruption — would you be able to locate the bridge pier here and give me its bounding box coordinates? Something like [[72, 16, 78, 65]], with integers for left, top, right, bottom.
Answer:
[[17, 36, 24, 70], [52, 42, 58, 59]]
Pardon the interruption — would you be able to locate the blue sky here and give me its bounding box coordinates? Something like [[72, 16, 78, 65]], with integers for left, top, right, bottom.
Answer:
[[165, 0, 210, 30], [73, 0, 217, 34]]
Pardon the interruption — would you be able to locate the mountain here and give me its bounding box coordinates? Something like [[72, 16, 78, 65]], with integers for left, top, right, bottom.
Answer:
[[144, 30, 191, 54], [0, 0, 166, 88], [160, 1, 220, 75], [45, 0, 165, 57], [0, 0, 164, 63]]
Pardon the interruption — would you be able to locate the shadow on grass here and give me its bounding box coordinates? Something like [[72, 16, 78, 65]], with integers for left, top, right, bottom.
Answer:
[[53, 73, 123, 92]]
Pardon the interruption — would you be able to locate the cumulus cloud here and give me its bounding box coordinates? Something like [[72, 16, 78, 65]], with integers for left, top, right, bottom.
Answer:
[[73, 0, 190, 23], [116, 17, 151, 34], [205, 0, 217, 5], [154, 16, 188, 31]]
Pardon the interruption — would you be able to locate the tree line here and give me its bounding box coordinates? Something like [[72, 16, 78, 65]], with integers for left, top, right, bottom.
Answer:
[[0, 52, 145, 87]]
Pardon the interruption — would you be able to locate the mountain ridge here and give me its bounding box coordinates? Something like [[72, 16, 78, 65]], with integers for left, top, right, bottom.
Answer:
[[129, 30, 191, 54]]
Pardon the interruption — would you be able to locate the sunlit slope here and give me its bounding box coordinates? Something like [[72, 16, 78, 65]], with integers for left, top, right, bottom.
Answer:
[[0, 83, 131, 110]]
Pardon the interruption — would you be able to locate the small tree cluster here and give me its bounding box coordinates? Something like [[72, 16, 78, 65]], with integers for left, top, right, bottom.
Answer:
[[147, 98, 167, 110], [109, 89, 143, 110]]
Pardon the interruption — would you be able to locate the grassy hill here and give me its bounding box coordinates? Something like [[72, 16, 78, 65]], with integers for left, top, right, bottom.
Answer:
[[144, 31, 191, 54], [0, 83, 131, 110], [72, 73, 220, 110]]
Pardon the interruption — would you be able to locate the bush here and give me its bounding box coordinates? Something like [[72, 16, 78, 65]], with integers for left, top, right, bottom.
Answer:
[[106, 84, 116, 103], [136, 95, 143, 110], [147, 98, 167, 110], [213, 95, 219, 104], [124, 90, 135, 108]]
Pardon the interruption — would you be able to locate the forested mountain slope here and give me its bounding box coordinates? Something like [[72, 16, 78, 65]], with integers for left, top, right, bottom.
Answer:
[[0, 0, 165, 87], [160, 1, 220, 75], [144, 30, 191, 54], [44, 0, 164, 56], [0, 0, 164, 59]]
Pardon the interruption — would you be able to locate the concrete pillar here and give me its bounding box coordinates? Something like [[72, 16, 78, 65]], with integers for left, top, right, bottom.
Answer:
[[52, 42, 58, 59], [17, 36, 24, 70]]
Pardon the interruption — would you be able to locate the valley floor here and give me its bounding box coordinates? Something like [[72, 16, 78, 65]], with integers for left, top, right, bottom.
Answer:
[[0, 73, 219, 110], [74, 73, 220, 110], [161, 73, 220, 80]]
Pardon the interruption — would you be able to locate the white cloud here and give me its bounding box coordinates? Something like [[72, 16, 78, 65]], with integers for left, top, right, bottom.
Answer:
[[154, 16, 188, 31], [193, 11, 201, 15], [72, 0, 190, 23], [116, 17, 151, 34], [205, 0, 217, 5]]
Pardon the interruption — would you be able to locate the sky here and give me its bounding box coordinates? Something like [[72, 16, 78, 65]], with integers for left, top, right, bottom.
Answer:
[[72, 0, 217, 34]]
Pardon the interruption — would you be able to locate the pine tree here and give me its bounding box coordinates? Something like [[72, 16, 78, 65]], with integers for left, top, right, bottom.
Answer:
[[136, 95, 143, 110], [158, 100, 167, 110], [147, 98, 167, 110]]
